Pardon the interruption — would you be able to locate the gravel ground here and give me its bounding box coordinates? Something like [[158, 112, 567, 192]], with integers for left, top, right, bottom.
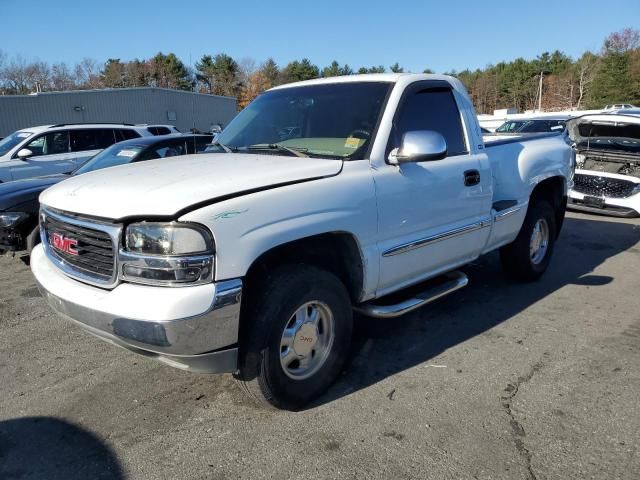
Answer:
[[1, 211, 639, 480]]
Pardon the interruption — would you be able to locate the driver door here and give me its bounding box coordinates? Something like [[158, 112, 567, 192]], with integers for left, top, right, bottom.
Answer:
[[373, 83, 492, 295]]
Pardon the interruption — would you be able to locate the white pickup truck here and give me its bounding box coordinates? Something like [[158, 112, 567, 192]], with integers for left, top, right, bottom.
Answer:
[[31, 74, 574, 409]]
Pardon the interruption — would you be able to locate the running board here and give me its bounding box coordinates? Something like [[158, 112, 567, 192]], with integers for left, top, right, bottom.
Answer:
[[354, 271, 468, 318]]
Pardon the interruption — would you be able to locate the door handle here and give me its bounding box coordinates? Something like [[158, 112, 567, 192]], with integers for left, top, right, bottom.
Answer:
[[464, 169, 481, 186]]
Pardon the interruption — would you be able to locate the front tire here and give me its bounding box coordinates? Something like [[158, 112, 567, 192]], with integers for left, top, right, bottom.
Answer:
[[237, 265, 353, 410], [500, 200, 557, 281]]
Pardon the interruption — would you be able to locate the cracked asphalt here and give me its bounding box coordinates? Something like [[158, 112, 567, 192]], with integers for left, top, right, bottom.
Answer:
[[1, 211, 639, 479]]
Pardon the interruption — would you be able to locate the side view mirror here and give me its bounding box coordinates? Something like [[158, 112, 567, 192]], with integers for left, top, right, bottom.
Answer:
[[17, 148, 33, 159], [210, 124, 222, 134], [388, 131, 447, 165]]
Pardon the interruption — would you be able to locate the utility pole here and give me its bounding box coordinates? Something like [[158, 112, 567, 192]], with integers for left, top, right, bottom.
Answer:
[[537, 71, 544, 112]]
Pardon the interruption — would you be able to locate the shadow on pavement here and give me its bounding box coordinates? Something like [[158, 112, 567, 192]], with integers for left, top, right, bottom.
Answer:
[[0, 416, 124, 480], [317, 215, 639, 406]]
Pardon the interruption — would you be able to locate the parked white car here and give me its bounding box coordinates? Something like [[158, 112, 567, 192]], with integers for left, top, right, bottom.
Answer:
[[32, 74, 573, 409], [0, 123, 179, 182], [567, 114, 640, 217], [603, 104, 637, 110]]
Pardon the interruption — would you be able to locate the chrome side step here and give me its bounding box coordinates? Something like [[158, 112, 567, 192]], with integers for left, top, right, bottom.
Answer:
[[354, 271, 468, 319]]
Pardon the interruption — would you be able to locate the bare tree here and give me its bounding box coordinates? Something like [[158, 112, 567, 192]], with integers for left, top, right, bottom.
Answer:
[[575, 52, 599, 109], [27, 60, 51, 92], [3, 55, 31, 94], [0, 50, 6, 93], [237, 57, 257, 87], [74, 57, 101, 89], [602, 27, 640, 54], [51, 62, 76, 90]]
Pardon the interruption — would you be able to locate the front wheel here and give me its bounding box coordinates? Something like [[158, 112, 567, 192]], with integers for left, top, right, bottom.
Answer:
[[237, 265, 353, 410], [500, 200, 557, 281]]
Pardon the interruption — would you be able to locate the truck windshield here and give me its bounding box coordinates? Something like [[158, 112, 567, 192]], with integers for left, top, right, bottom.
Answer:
[[215, 82, 392, 159], [0, 131, 33, 156]]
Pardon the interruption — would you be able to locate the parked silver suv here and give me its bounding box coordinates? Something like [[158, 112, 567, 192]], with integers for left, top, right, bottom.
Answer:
[[0, 123, 179, 182]]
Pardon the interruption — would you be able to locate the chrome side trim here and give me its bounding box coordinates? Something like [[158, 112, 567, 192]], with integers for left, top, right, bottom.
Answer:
[[354, 271, 468, 318], [40, 207, 122, 288], [382, 218, 492, 257], [494, 206, 522, 222]]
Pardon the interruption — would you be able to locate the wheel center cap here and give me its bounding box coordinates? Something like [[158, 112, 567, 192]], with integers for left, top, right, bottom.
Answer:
[[293, 323, 318, 356], [532, 234, 540, 251]]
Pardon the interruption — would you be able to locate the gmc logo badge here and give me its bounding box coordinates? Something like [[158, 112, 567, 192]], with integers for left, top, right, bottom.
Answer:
[[50, 232, 79, 256]]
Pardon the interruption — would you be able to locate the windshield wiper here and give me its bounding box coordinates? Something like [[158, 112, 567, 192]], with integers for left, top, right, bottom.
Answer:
[[242, 143, 309, 158]]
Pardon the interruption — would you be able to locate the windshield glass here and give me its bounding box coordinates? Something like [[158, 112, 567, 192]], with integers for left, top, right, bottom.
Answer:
[[0, 131, 33, 156], [215, 82, 391, 159], [519, 120, 566, 133], [73, 144, 145, 175]]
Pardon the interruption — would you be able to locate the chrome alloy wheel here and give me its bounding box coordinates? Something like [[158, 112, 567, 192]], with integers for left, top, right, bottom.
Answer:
[[529, 218, 549, 265], [279, 301, 335, 380]]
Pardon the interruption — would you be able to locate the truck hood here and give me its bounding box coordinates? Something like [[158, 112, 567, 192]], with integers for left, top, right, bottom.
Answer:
[[0, 174, 68, 211], [40, 153, 343, 219]]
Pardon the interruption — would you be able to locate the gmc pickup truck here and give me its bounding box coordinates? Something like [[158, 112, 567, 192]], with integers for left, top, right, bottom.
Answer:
[[31, 74, 574, 409]]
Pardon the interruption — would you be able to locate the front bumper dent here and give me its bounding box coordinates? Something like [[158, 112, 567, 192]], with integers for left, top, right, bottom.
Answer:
[[31, 244, 242, 374]]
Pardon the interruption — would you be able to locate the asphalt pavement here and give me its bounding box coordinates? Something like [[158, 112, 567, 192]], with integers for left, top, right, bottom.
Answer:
[[1, 211, 639, 479]]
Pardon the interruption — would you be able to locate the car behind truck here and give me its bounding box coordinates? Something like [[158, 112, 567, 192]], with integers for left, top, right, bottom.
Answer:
[[31, 74, 574, 409]]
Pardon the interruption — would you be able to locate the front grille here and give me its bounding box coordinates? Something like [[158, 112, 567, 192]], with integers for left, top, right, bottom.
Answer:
[[573, 174, 636, 198], [41, 209, 119, 286]]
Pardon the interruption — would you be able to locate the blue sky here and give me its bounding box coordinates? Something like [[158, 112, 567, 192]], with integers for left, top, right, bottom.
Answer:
[[3, 0, 639, 73]]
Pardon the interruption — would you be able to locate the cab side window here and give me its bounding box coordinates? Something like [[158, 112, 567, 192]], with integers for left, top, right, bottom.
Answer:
[[24, 131, 70, 157], [393, 88, 468, 156]]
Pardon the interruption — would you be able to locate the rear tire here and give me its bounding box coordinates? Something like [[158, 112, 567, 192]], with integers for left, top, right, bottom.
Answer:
[[236, 265, 353, 410], [500, 200, 557, 281]]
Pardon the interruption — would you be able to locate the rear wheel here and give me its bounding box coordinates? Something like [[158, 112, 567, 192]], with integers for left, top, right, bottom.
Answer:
[[237, 265, 352, 410], [500, 200, 557, 281]]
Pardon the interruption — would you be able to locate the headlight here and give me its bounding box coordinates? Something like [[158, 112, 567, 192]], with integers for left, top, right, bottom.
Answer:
[[120, 222, 215, 286], [0, 212, 29, 228], [125, 223, 212, 255]]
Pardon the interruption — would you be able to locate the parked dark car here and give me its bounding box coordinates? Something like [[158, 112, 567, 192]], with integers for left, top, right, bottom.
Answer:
[[495, 117, 568, 134], [0, 134, 212, 256]]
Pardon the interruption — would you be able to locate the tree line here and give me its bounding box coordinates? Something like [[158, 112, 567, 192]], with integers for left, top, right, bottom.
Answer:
[[0, 28, 638, 113]]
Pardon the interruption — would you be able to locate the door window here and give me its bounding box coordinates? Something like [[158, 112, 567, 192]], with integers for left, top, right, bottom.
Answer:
[[24, 131, 70, 157], [138, 141, 186, 160], [70, 129, 116, 152], [116, 129, 141, 141], [147, 126, 172, 136], [187, 135, 214, 154], [392, 88, 468, 156]]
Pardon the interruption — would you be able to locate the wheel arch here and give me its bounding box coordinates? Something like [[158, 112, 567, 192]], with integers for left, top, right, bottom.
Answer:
[[530, 175, 567, 238], [243, 231, 365, 305]]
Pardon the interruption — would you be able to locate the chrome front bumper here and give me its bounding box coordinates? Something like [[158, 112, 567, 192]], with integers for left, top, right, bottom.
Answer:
[[31, 245, 242, 374]]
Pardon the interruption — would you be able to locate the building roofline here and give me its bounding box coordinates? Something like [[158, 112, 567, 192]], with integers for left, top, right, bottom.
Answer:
[[1, 87, 236, 101]]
